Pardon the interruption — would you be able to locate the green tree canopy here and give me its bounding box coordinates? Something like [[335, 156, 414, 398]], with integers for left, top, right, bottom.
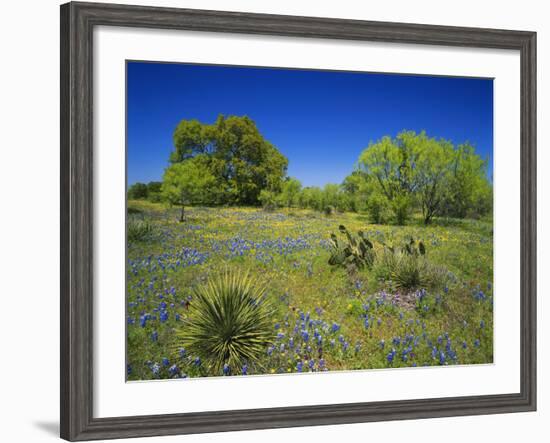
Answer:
[[278, 177, 302, 207], [161, 155, 216, 221], [127, 182, 148, 200], [398, 131, 454, 224], [128, 181, 163, 202], [358, 131, 490, 224], [169, 115, 288, 205], [442, 143, 492, 218]]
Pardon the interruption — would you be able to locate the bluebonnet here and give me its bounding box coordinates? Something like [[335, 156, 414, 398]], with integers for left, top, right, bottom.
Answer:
[[150, 362, 160, 376], [162, 357, 170, 366], [474, 290, 487, 301], [223, 364, 230, 376], [139, 314, 148, 328], [151, 331, 158, 342], [169, 364, 179, 377], [242, 364, 248, 375]]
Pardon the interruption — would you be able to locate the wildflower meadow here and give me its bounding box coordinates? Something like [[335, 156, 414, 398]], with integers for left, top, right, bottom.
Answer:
[[126, 202, 493, 380], [126, 61, 493, 381]]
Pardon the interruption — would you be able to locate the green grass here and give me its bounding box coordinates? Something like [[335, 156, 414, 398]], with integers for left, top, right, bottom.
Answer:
[[126, 200, 493, 380]]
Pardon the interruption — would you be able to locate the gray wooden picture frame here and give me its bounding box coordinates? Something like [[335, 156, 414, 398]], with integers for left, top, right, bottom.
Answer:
[[60, 2, 537, 441]]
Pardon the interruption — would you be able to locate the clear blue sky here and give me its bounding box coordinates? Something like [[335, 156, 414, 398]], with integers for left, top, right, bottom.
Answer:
[[127, 61, 493, 187]]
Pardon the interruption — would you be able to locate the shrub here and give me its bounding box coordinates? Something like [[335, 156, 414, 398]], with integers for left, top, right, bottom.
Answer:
[[391, 254, 430, 290], [127, 206, 143, 215], [258, 189, 279, 212], [374, 251, 448, 291], [176, 270, 274, 374], [372, 249, 398, 282], [127, 219, 154, 242], [323, 205, 336, 216], [390, 195, 412, 225], [366, 193, 390, 224], [373, 238, 447, 290]]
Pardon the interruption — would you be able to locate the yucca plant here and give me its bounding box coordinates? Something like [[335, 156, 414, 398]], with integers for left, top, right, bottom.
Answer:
[[374, 245, 448, 291], [176, 270, 274, 375], [390, 253, 429, 290], [127, 218, 154, 242]]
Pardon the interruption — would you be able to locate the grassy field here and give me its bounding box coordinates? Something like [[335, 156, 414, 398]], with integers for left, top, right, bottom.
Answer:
[[126, 200, 493, 380]]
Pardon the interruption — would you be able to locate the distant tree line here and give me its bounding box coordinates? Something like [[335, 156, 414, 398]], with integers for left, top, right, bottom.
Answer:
[[127, 181, 162, 202], [128, 116, 492, 225], [258, 131, 492, 224]]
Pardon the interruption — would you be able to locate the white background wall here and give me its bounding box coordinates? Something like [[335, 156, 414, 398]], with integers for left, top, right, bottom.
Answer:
[[0, 1, 547, 442]]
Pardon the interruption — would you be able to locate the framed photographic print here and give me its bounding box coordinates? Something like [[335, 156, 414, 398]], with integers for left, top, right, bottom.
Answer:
[[60, 1, 537, 441]]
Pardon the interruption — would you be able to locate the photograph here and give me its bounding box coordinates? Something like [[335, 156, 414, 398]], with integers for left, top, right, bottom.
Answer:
[[125, 61, 494, 381]]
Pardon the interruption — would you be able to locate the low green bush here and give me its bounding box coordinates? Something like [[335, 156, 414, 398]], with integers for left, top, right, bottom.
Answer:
[[127, 219, 154, 242], [373, 238, 447, 290], [366, 193, 390, 224]]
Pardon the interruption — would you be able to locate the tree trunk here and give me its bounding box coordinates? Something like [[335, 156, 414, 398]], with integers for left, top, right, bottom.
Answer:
[[179, 204, 185, 222]]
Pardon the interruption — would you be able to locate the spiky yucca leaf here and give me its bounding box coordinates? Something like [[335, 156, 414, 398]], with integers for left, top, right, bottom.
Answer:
[[127, 219, 154, 242], [176, 270, 274, 375]]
